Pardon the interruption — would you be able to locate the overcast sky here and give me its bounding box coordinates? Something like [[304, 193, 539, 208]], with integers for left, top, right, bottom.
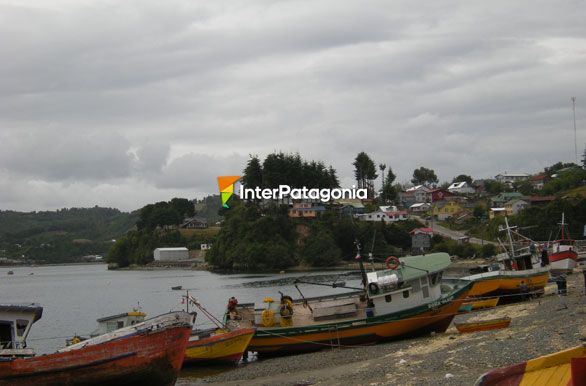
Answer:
[[1, 0, 585, 212]]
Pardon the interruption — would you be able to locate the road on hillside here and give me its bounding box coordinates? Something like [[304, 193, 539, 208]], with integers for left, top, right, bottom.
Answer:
[[410, 215, 497, 246]]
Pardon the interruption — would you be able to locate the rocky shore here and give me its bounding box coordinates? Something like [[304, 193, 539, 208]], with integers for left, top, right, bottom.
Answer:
[[178, 272, 586, 386]]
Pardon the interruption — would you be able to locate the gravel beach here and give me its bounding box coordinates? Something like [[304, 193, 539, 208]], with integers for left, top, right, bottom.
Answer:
[[177, 271, 586, 386]]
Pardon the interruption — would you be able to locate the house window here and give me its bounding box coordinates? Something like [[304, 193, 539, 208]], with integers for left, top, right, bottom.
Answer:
[[385, 295, 392, 303]]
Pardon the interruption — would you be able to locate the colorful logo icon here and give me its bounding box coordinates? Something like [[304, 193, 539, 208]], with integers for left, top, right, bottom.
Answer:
[[217, 176, 241, 208]]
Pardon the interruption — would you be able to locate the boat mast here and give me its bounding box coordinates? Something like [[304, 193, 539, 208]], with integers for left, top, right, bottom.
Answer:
[[505, 217, 515, 258], [560, 212, 566, 240], [355, 240, 369, 290]]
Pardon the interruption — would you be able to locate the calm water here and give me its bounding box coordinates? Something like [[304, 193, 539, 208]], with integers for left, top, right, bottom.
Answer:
[[0, 264, 360, 382]]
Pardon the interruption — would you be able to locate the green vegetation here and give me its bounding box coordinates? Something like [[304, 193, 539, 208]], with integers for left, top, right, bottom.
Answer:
[[0, 207, 138, 263], [207, 201, 423, 270], [353, 152, 378, 197], [542, 167, 586, 195], [411, 166, 438, 186]]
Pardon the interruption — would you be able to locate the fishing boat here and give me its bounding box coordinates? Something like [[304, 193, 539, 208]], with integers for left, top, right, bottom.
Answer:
[[227, 250, 472, 357], [454, 317, 511, 333], [0, 304, 193, 386], [460, 218, 549, 300], [547, 213, 578, 274], [475, 345, 586, 385], [66, 309, 147, 345], [181, 296, 256, 365]]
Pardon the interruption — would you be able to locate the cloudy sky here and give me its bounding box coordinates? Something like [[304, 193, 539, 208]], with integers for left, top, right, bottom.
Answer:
[[1, 0, 585, 211]]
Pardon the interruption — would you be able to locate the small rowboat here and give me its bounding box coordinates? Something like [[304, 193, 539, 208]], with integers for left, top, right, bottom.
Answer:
[[455, 317, 511, 333], [462, 297, 499, 310]]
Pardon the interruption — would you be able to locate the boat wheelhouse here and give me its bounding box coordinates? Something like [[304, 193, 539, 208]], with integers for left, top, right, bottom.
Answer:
[[0, 304, 42, 359]]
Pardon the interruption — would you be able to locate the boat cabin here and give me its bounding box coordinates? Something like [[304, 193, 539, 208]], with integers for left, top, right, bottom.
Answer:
[[366, 254, 448, 314], [0, 303, 43, 358], [90, 311, 146, 337]]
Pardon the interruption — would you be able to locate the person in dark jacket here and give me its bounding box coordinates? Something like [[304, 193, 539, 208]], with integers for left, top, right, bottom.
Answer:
[[540, 247, 549, 267]]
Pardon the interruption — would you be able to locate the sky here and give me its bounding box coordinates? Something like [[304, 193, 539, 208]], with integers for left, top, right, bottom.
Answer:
[[1, 0, 585, 212]]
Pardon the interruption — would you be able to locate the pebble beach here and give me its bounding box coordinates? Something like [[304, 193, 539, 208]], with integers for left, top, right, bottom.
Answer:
[[179, 271, 586, 386]]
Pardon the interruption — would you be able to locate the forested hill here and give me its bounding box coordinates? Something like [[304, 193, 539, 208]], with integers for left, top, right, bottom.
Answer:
[[0, 207, 139, 263]]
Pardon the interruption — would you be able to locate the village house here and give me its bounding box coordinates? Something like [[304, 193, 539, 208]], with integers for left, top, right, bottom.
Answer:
[[399, 185, 432, 207], [494, 173, 529, 187], [526, 195, 556, 207], [357, 210, 408, 223], [409, 202, 431, 214], [288, 202, 326, 218], [490, 192, 524, 207], [333, 199, 365, 216], [410, 227, 433, 253], [529, 174, 549, 190], [504, 199, 529, 216], [447, 181, 476, 195], [489, 207, 507, 220], [179, 216, 208, 229], [430, 201, 466, 221]]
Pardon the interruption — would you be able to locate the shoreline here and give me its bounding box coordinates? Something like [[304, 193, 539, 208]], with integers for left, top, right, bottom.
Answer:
[[178, 273, 586, 386]]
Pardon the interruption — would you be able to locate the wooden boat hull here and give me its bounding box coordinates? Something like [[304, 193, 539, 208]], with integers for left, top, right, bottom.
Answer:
[[475, 345, 586, 385], [455, 317, 511, 333], [549, 250, 578, 273], [466, 271, 549, 298], [248, 283, 471, 357], [183, 328, 255, 365], [0, 323, 191, 386]]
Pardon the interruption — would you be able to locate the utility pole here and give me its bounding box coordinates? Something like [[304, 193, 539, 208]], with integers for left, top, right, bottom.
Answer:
[[572, 97, 577, 164]]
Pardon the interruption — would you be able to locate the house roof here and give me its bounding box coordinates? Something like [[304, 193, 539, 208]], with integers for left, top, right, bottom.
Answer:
[[529, 174, 547, 181], [490, 207, 506, 212], [293, 206, 326, 212], [495, 173, 529, 178], [410, 227, 433, 235], [448, 182, 468, 189], [527, 195, 556, 202], [409, 203, 430, 208], [154, 247, 188, 251]]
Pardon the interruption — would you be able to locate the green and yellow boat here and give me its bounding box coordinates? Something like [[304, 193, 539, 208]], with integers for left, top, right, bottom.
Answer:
[[229, 252, 472, 357]]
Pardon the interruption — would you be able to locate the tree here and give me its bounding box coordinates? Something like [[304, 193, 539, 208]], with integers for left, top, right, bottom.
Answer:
[[353, 152, 378, 197], [302, 229, 341, 267], [411, 167, 438, 186], [544, 161, 578, 175], [452, 174, 473, 185], [484, 179, 507, 195], [381, 168, 398, 203], [242, 155, 263, 188]]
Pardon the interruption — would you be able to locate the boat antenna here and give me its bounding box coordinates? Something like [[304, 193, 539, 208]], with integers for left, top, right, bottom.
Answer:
[[355, 239, 369, 290], [369, 231, 376, 272]]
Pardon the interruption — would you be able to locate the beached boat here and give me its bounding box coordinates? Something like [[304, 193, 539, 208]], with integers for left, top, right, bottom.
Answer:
[[460, 218, 549, 300], [184, 327, 256, 365], [547, 213, 578, 274], [180, 295, 255, 365], [455, 317, 511, 333], [228, 251, 472, 357], [0, 304, 193, 386], [475, 345, 586, 385], [66, 309, 147, 345]]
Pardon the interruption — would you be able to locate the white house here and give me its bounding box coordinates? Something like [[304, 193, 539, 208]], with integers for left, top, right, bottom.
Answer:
[[494, 173, 529, 186], [153, 247, 189, 261], [357, 211, 408, 223], [409, 203, 431, 213], [447, 181, 476, 194]]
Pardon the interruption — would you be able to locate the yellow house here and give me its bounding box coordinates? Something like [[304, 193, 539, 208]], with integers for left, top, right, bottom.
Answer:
[[430, 201, 464, 221]]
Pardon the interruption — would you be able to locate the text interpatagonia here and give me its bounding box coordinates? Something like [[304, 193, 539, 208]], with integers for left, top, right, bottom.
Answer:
[[239, 185, 368, 202]]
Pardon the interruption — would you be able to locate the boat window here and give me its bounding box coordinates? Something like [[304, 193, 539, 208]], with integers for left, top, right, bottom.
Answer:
[[429, 273, 438, 285], [411, 279, 421, 292], [385, 295, 392, 303], [402, 290, 410, 298], [421, 276, 428, 285], [422, 286, 429, 298], [0, 321, 13, 349], [117, 321, 124, 329], [16, 319, 28, 337]]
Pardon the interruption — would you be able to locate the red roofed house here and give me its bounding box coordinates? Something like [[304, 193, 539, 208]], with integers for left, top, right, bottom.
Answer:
[[410, 227, 434, 252]]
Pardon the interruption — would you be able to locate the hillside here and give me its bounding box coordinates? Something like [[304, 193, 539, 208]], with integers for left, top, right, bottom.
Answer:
[[0, 207, 139, 263]]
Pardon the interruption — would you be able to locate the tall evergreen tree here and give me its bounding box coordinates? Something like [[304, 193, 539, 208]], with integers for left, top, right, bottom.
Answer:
[[353, 152, 378, 196]]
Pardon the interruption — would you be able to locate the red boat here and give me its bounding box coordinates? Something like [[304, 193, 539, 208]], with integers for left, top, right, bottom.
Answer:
[[0, 304, 193, 386], [547, 213, 578, 273]]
